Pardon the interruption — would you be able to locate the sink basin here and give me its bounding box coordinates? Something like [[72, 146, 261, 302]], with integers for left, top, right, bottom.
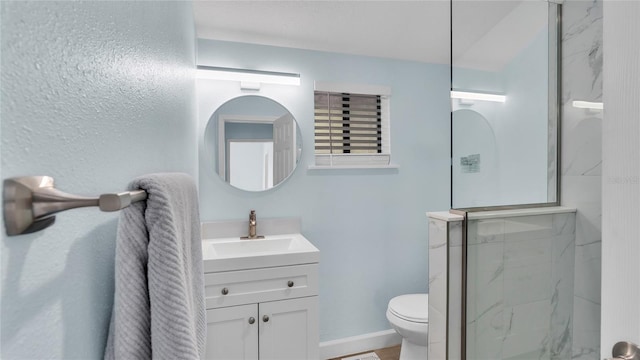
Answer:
[[211, 236, 294, 256], [202, 233, 319, 272]]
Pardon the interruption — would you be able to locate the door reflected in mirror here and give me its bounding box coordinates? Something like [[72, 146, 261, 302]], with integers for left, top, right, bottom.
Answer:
[[205, 96, 302, 192]]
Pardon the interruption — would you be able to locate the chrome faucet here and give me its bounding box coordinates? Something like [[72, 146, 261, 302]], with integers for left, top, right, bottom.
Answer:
[[241, 210, 264, 239], [249, 210, 257, 238]]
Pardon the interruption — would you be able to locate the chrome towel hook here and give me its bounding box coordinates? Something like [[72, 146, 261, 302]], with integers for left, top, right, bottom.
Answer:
[[3, 176, 147, 236]]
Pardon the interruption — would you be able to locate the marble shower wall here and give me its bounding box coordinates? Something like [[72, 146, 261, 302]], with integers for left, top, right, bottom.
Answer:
[[466, 212, 576, 360], [427, 213, 463, 360], [560, 1, 603, 359]]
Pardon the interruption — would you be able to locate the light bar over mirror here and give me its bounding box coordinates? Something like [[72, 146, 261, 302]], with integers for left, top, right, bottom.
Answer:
[[196, 65, 301, 86]]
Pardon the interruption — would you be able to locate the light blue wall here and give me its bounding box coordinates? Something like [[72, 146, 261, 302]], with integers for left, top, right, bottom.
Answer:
[[225, 123, 274, 141], [216, 95, 288, 119], [1, 2, 196, 358], [197, 39, 451, 341]]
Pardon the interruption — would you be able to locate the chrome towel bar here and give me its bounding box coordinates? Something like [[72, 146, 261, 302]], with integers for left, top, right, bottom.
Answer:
[[3, 176, 147, 236]]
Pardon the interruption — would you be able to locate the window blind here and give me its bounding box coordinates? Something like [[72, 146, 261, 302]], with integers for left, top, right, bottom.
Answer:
[[314, 91, 382, 154]]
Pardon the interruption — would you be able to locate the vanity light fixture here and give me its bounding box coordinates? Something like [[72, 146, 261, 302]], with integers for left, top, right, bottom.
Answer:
[[572, 100, 604, 110], [450, 90, 506, 103], [196, 65, 301, 87]]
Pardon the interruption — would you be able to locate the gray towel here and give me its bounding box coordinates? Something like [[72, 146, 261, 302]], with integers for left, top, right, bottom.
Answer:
[[104, 173, 205, 360]]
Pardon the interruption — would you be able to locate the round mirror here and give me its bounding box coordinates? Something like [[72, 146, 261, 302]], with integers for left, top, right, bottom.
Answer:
[[205, 95, 302, 192]]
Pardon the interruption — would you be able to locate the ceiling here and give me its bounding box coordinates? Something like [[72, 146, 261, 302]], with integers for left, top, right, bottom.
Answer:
[[193, 1, 547, 71]]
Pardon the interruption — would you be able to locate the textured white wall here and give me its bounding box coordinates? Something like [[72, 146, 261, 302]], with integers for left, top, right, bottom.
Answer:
[[1, 2, 196, 358], [601, 0, 640, 357]]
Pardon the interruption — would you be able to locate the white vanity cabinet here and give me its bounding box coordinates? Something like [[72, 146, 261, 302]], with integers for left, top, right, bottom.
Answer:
[[204, 263, 319, 360]]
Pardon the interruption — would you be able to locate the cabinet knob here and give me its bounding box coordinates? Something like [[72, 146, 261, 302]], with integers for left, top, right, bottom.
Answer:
[[287, 280, 294, 288], [248, 317, 255, 324], [221, 287, 229, 295], [263, 315, 270, 322]]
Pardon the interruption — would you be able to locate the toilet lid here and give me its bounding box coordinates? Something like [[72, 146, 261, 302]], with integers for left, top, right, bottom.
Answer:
[[388, 294, 428, 323]]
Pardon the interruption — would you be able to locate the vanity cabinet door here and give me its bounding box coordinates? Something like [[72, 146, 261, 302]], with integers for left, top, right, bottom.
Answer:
[[259, 296, 319, 360], [205, 305, 259, 360]]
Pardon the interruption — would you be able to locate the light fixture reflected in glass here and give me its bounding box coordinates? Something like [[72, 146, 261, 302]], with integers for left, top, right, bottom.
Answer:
[[572, 100, 603, 110], [451, 90, 506, 103]]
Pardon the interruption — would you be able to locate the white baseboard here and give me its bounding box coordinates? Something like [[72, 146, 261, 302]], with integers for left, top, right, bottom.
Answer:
[[319, 329, 402, 360]]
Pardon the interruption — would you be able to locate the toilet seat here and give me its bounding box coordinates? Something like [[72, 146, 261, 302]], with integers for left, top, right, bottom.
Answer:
[[386, 293, 429, 359], [388, 294, 428, 323]]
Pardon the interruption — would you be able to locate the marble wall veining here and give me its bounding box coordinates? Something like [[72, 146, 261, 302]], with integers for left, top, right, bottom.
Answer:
[[465, 212, 576, 360], [428, 217, 449, 360], [560, 1, 603, 358], [427, 212, 464, 360]]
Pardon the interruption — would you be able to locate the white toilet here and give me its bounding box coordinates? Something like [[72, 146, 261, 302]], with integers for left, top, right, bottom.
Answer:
[[386, 294, 429, 360]]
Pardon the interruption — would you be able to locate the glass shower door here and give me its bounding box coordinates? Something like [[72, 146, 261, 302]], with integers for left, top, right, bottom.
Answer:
[[451, 1, 565, 359], [451, 0, 559, 209]]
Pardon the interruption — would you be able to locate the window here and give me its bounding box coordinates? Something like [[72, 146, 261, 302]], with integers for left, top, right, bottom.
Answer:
[[313, 82, 391, 167]]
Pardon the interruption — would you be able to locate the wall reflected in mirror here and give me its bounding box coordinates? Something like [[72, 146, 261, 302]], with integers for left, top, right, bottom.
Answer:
[[452, 109, 499, 207], [452, 0, 559, 208], [205, 95, 302, 192]]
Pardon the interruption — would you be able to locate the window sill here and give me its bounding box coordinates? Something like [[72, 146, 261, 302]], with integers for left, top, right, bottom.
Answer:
[[307, 164, 400, 170]]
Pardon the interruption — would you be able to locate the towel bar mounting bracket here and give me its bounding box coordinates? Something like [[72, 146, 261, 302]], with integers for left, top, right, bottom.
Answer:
[[3, 176, 147, 236]]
